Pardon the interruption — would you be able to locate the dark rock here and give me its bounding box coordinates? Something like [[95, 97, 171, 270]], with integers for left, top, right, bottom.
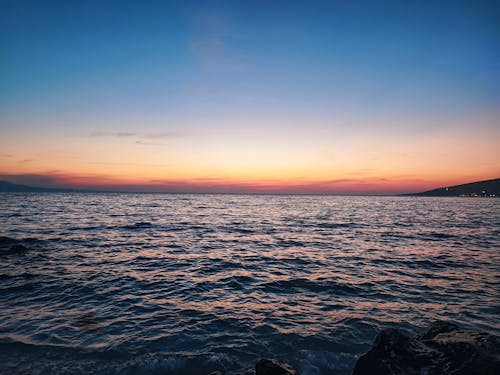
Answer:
[[256, 359, 297, 375], [352, 320, 500, 375], [417, 320, 460, 340], [208, 372, 223, 375]]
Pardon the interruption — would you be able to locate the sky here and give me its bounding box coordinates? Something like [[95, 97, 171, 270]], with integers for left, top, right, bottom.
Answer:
[[1, 0, 499, 194]]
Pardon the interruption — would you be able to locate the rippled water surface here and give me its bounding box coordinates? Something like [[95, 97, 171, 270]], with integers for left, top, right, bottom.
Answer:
[[0, 193, 499, 374]]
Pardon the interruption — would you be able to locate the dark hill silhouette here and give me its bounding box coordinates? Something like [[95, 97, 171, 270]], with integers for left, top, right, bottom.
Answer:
[[0, 180, 77, 193], [406, 178, 500, 197]]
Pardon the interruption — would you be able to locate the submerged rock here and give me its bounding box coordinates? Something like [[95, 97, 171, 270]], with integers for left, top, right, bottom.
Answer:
[[352, 320, 500, 375], [256, 359, 297, 375]]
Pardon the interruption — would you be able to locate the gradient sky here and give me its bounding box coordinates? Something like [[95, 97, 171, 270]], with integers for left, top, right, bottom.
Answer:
[[1, 0, 499, 194]]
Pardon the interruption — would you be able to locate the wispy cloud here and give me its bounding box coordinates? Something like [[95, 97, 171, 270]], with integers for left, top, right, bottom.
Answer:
[[0, 153, 12, 158], [347, 168, 377, 176], [87, 161, 171, 167], [191, 36, 224, 62], [90, 131, 136, 137], [318, 178, 362, 185], [135, 140, 165, 146], [88, 131, 183, 141], [142, 131, 182, 139], [189, 9, 243, 72]]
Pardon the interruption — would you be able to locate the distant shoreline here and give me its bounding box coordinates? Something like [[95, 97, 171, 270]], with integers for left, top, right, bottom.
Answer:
[[1, 178, 499, 197], [0, 191, 498, 198]]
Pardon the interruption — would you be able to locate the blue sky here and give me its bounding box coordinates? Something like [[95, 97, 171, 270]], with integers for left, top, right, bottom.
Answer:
[[0, 0, 499, 192]]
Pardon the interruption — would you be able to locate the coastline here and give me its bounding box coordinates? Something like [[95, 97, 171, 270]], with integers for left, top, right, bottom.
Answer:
[[225, 321, 500, 375]]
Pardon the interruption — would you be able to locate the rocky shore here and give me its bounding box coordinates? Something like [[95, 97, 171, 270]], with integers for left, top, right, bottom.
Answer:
[[352, 320, 499, 375], [212, 321, 499, 375]]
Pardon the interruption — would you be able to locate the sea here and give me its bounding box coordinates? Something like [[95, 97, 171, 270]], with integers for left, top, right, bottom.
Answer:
[[0, 193, 498, 374]]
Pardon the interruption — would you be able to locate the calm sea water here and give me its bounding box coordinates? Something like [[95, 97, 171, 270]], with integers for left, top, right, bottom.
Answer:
[[0, 193, 499, 374]]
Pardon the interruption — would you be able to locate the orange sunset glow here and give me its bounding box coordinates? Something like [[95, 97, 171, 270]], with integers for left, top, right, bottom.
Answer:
[[1, 1, 499, 194], [1, 113, 499, 193]]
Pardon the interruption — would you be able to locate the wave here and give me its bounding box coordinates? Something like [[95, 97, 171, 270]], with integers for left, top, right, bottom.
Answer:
[[0, 272, 37, 280], [258, 278, 361, 295], [299, 351, 358, 375], [121, 222, 155, 230], [380, 231, 458, 241], [0, 236, 40, 255], [0, 334, 360, 375], [317, 222, 354, 229], [0, 338, 248, 375]]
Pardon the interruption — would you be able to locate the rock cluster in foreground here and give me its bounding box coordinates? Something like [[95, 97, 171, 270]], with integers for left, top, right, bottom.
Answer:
[[352, 320, 499, 375], [210, 321, 499, 375], [255, 359, 297, 375]]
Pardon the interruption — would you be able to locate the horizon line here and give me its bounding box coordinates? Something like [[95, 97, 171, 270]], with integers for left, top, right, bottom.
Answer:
[[1, 177, 499, 196]]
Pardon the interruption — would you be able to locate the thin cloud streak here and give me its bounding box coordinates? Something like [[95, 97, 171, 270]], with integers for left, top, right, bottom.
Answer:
[[87, 161, 172, 167], [142, 131, 183, 139], [88, 131, 184, 140], [90, 131, 136, 137], [135, 140, 165, 146]]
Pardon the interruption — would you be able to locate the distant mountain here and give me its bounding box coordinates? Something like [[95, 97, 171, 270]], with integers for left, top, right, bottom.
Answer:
[[407, 178, 500, 197], [0, 180, 77, 193]]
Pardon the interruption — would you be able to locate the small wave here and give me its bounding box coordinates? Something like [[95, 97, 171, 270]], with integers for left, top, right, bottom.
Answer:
[[423, 232, 458, 240], [121, 222, 154, 230], [232, 227, 255, 234], [0, 272, 37, 280], [0, 236, 32, 255], [200, 259, 243, 274], [380, 231, 417, 240], [67, 225, 104, 231], [0, 339, 251, 375], [381, 231, 458, 242], [409, 259, 447, 269], [0, 282, 37, 293], [218, 275, 256, 290], [277, 239, 305, 247], [299, 351, 358, 375], [258, 278, 360, 295], [317, 222, 353, 229]]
